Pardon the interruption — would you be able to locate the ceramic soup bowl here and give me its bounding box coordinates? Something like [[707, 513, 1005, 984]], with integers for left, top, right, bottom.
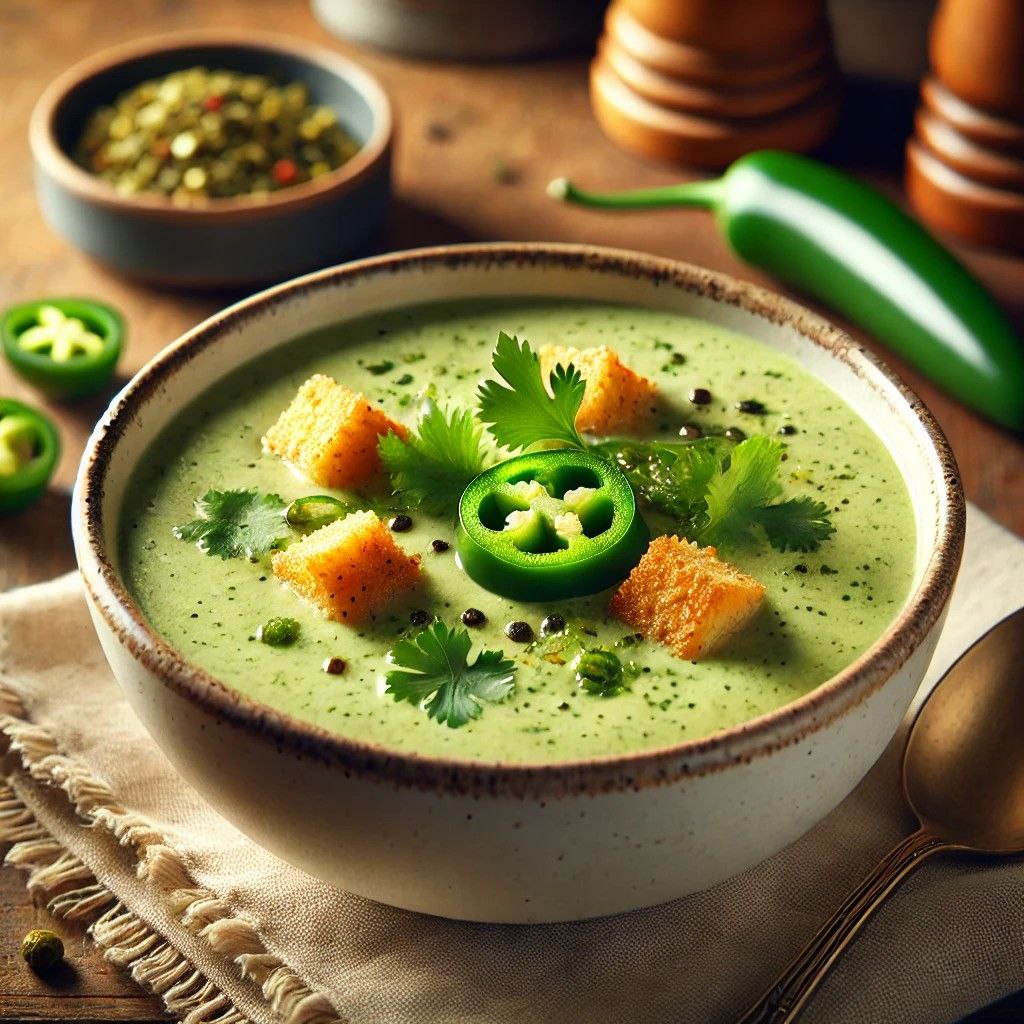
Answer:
[[72, 244, 964, 923]]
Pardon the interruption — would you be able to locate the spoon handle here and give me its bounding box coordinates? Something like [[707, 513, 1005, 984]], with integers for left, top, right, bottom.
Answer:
[[736, 829, 947, 1024]]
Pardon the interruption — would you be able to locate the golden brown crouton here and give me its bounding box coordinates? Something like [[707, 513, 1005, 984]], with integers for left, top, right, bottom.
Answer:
[[272, 510, 421, 624], [539, 344, 657, 435], [262, 374, 406, 489], [609, 536, 765, 660]]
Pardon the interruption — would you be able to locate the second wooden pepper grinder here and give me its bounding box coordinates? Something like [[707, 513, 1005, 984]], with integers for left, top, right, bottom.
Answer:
[[590, 0, 840, 167], [906, 0, 1024, 252]]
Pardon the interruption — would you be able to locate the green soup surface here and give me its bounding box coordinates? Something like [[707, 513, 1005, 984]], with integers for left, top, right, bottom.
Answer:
[[120, 299, 916, 764]]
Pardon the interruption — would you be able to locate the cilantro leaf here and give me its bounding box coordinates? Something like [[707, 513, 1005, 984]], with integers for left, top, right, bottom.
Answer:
[[598, 439, 724, 529], [384, 620, 516, 728], [174, 488, 289, 559], [701, 436, 783, 547], [378, 398, 487, 514], [596, 434, 835, 553], [753, 497, 836, 552], [477, 332, 585, 451]]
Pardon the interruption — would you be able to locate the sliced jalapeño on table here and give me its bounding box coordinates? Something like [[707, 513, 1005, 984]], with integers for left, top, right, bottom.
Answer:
[[455, 448, 649, 602], [0, 397, 60, 515], [2, 298, 124, 400]]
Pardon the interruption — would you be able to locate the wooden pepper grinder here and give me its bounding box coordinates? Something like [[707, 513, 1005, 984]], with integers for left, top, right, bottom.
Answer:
[[906, 0, 1024, 252], [590, 0, 841, 167]]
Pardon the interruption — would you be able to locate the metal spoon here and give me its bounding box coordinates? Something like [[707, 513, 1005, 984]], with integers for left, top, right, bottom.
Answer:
[[738, 605, 1024, 1024]]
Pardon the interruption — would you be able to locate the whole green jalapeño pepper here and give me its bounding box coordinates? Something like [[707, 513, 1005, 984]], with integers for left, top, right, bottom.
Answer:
[[455, 449, 649, 602], [551, 151, 1024, 432], [2, 299, 124, 401], [0, 398, 61, 515]]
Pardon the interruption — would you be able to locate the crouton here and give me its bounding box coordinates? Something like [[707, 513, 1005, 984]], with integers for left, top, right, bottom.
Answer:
[[609, 536, 765, 660], [262, 374, 406, 489], [272, 510, 421, 624], [539, 344, 657, 435]]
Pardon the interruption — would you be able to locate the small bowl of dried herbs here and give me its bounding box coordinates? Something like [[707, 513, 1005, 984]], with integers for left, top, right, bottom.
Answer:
[[30, 32, 392, 288]]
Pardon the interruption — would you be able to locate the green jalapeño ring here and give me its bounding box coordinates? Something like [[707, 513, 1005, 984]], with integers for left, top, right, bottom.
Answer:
[[455, 448, 649, 602]]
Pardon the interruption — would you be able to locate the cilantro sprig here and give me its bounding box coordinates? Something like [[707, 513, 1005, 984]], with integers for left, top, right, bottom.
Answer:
[[173, 488, 289, 559], [477, 332, 585, 451], [595, 436, 834, 553], [378, 398, 488, 514], [702, 435, 784, 547], [384, 620, 516, 728]]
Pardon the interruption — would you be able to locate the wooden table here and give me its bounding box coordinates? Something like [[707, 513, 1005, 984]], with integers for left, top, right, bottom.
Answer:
[[1, 2, 1021, 1021]]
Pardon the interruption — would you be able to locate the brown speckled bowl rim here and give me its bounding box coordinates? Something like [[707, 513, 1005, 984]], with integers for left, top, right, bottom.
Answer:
[[77, 243, 966, 799], [29, 31, 393, 224]]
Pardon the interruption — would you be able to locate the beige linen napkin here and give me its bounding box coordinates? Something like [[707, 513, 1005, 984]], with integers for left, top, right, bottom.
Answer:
[[2, 504, 1023, 1024]]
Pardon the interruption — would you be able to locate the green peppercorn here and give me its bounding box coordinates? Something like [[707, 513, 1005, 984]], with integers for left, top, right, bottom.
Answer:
[[256, 617, 300, 646], [21, 929, 64, 973], [576, 648, 625, 696]]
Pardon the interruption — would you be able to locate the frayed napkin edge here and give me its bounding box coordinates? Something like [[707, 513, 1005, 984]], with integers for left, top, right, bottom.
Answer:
[[0, 678, 345, 1024]]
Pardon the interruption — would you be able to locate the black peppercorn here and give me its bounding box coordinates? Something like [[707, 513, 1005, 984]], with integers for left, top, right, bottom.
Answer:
[[689, 387, 712, 406], [322, 656, 347, 675], [778, 423, 798, 435], [678, 423, 702, 440], [409, 609, 432, 627], [795, 564, 809, 574], [505, 620, 534, 643], [724, 426, 747, 441], [461, 608, 486, 627], [736, 399, 767, 415], [541, 613, 566, 636], [389, 513, 413, 532], [431, 539, 450, 553]]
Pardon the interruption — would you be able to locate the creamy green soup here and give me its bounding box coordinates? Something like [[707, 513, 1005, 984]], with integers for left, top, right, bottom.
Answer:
[[120, 299, 915, 763]]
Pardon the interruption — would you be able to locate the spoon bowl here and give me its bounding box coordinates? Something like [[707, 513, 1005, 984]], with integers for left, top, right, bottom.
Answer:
[[904, 606, 1024, 853]]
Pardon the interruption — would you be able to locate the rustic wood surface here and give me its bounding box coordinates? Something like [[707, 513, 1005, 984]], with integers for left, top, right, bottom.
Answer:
[[1, 1, 1022, 1021]]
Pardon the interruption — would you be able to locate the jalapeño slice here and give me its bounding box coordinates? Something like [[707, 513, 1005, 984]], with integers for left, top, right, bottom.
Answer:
[[455, 449, 649, 602], [2, 298, 124, 401], [0, 398, 61, 515]]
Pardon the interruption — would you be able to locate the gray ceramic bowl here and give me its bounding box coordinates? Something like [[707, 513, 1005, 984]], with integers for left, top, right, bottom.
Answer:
[[30, 32, 392, 289]]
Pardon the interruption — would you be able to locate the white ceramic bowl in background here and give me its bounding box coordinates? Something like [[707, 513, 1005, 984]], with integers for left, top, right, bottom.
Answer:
[[311, 0, 602, 60], [72, 244, 964, 923]]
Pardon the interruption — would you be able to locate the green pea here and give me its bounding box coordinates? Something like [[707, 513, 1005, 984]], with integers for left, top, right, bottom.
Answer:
[[21, 929, 64, 973], [575, 648, 625, 696], [257, 617, 300, 647]]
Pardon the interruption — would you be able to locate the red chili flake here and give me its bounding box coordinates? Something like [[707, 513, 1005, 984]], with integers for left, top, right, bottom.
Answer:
[[151, 138, 171, 159], [203, 94, 224, 112], [272, 158, 298, 185]]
